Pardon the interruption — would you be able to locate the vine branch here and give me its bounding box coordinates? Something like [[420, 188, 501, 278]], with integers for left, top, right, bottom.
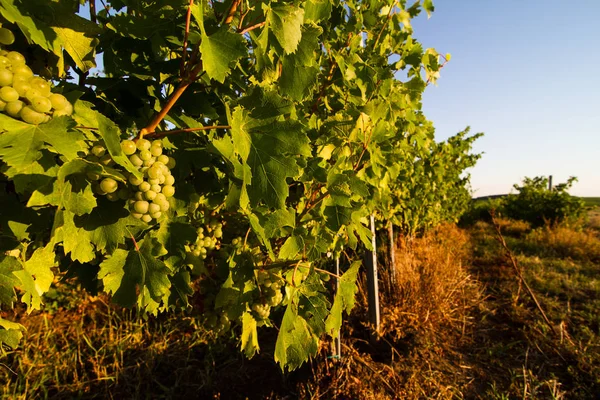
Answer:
[[141, 63, 203, 137], [224, 0, 242, 24], [89, 0, 97, 23], [144, 125, 231, 139], [239, 21, 265, 35], [180, 0, 195, 77]]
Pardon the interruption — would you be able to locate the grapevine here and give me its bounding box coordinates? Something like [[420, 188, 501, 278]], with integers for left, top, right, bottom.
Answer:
[[0, 0, 482, 372]]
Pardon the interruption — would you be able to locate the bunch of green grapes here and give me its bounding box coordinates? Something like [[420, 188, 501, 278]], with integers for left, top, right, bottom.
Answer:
[[121, 138, 176, 223], [0, 26, 73, 125], [251, 269, 284, 320], [187, 220, 222, 259], [85, 142, 131, 202], [205, 311, 231, 334]]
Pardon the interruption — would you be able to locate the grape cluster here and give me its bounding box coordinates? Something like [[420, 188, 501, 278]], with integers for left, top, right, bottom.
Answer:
[[0, 26, 73, 125], [122, 138, 176, 222], [86, 138, 176, 223], [187, 218, 223, 260], [251, 269, 284, 320], [205, 312, 231, 334]]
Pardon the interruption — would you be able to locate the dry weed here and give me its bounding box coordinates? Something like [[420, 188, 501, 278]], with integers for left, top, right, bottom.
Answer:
[[525, 225, 600, 263]]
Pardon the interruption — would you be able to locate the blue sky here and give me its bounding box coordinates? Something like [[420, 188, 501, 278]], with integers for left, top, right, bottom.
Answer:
[[411, 0, 600, 197]]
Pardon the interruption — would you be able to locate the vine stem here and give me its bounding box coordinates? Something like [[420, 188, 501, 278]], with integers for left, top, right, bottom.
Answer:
[[180, 0, 195, 77], [224, 0, 241, 24], [144, 125, 231, 139], [140, 63, 203, 138], [239, 21, 265, 35]]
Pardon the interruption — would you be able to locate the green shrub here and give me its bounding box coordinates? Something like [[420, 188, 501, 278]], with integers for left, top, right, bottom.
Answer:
[[503, 176, 585, 227]]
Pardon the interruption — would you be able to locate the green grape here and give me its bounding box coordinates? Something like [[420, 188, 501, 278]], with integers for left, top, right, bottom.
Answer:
[[131, 212, 143, 219], [148, 203, 161, 214], [138, 181, 150, 192], [153, 193, 167, 204], [30, 96, 52, 113], [0, 28, 15, 46], [147, 166, 160, 179], [12, 65, 33, 79], [13, 80, 30, 97], [99, 154, 113, 166], [150, 145, 162, 157], [150, 211, 161, 219], [86, 172, 101, 181], [232, 238, 240, 246], [129, 154, 143, 166], [164, 175, 175, 186], [159, 201, 170, 212], [136, 139, 151, 151], [133, 200, 149, 214], [0, 86, 19, 102], [214, 229, 223, 239], [139, 149, 152, 161], [162, 185, 175, 198], [24, 88, 42, 102], [0, 69, 12, 86], [148, 178, 160, 185], [0, 99, 6, 111], [144, 190, 157, 201], [53, 102, 73, 117], [143, 157, 156, 167], [29, 77, 51, 96], [20, 106, 46, 124], [157, 174, 166, 184], [117, 188, 130, 200], [203, 237, 212, 248], [141, 214, 153, 223], [106, 192, 120, 202], [134, 191, 144, 201], [92, 182, 106, 195], [150, 184, 161, 193], [128, 173, 143, 186], [99, 178, 118, 194], [167, 157, 176, 169], [49, 93, 70, 111], [156, 155, 169, 165], [0, 56, 10, 69], [5, 100, 24, 117], [6, 51, 25, 66], [91, 145, 106, 157]]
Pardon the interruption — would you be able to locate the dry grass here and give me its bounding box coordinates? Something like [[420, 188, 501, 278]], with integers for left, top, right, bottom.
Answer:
[[381, 223, 480, 339], [297, 224, 486, 399], [525, 224, 600, 263]]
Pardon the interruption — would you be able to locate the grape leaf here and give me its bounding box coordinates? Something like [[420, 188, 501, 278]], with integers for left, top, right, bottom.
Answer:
[[51, 12, 101, 72], [0, 255, 21, 307], [278, 235, 304, 260], [323, 204, 353, 231], [241, 312, 259, 358], [155, 218, 197, 268], [230, 108, 310, 209], [200, 28, 247, 83], [274, 302, 319, 371], [99, 237, 171, 309], [55, 210, 95, 263], [303, 0, 332, 23], [71, 198, 132, 254], [27, 161, 98, 216], [325, 261, 361, 338], [13, 242, 56, 311], [0, 317, 24, 349], [267, 5, 305, 55], [168, 269, 193, 307], [0, 115, 83, 170]]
